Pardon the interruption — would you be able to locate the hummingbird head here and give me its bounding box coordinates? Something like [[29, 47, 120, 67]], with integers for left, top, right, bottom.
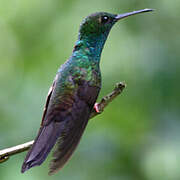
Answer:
[[75, 9, 153, 61], [79, 9, 153, 40], [79, 12, 117, 38]]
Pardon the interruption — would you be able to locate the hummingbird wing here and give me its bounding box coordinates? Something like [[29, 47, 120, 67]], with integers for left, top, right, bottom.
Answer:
[[21, 74, 100, 174], [21, 76, 57, 173]]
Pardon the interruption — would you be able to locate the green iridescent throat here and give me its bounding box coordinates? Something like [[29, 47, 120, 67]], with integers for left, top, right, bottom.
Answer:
[[72, 31, 109, 63]]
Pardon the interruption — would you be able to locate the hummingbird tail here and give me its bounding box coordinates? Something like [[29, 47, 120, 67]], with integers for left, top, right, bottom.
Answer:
[[48, 117, 89, 175], [21, 121, 64, 173]]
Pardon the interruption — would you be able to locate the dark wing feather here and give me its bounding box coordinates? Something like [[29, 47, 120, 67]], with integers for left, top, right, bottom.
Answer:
[[21, 78, 100, 174], [21, 78, 57, 173]]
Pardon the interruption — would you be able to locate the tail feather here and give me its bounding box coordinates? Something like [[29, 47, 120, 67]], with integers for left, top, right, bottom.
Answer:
[[21, 122, 64, 173], [48, 117, 88, 175]]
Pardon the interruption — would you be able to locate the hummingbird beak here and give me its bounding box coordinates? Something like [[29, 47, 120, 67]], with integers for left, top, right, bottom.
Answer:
[[115, 8, 154, 21]]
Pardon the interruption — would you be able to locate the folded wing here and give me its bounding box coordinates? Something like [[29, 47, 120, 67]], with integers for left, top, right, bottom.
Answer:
[[21, 78, 100, 174]]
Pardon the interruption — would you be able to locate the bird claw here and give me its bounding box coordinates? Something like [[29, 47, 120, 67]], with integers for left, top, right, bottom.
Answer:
[[94, 103, 100, 113]]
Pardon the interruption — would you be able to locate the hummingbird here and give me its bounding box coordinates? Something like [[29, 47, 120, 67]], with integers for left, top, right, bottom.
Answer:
[[21, 9, 153, 175]]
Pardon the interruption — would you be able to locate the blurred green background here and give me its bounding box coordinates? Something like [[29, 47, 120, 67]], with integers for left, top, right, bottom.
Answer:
[[0, 0, 180, 179]]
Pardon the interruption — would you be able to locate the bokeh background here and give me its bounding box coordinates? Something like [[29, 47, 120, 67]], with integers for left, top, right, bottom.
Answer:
[[0, 0, 179, 179]]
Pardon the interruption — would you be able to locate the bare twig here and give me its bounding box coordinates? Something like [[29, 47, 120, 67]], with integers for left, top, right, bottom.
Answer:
[[0, 141, 34, 163], [90, 82, 126, 118], [0, 82, 126, 163]]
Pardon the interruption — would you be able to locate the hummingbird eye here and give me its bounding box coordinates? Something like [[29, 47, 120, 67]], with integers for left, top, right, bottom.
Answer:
[[101, 16, 109, 24]]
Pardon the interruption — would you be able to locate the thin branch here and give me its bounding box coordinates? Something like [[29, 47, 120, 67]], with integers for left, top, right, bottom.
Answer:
[[90, 82, 126, 118], [0, 141, 34, 163], [0, 82, 126, 163]]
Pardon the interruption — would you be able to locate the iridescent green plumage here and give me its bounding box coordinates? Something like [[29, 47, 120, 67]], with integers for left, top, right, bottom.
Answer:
[[21, 9, 153, 175]]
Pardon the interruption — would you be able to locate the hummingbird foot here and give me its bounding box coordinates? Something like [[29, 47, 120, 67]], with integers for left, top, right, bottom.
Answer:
[[94, 103, 100, 113]]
